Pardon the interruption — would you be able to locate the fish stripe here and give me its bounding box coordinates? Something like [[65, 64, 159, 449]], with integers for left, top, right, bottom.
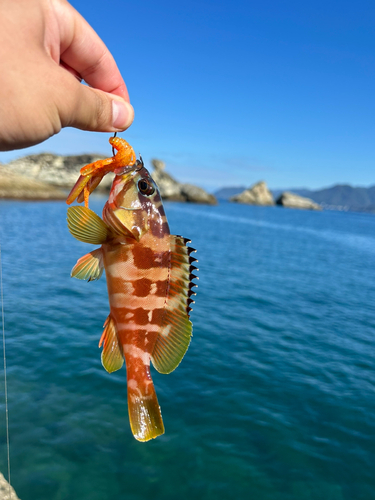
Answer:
[[132, 247, 170, 269], [132, 278, 152, 296]]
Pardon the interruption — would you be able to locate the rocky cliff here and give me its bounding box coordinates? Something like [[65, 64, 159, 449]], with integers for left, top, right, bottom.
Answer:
[[6, 153, 111, 189], [151, 159, 217, 204], [276, 191, 322, 210], [230, 181, 274, 205], [275, 184, 375, 212], [0, 165, 66, 200], [0, 153, 216, 204]]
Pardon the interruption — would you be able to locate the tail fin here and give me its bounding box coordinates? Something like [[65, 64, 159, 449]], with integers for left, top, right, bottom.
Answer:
[[127, 364, 165, 442]]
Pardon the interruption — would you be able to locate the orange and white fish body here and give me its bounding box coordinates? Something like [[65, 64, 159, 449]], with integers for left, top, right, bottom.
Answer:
[[67, 161, 197, 441]]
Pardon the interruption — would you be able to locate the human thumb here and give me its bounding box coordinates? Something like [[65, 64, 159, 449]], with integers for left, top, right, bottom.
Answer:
[[57, 75, 134, 133]]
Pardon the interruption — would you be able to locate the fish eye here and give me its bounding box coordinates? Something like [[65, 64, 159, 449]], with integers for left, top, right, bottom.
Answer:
[[138, 179, 155, 196]]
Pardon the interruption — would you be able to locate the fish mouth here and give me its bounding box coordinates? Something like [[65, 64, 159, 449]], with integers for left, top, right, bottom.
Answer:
[[119, 206, 143, 211]]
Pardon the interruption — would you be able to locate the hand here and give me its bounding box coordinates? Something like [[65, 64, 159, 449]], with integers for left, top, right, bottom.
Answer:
[[0, 0, 134, 151]]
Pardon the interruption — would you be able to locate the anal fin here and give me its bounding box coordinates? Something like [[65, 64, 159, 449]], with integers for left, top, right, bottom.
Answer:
[[71, 248, 104, 281], [99, 315, 124, 373]]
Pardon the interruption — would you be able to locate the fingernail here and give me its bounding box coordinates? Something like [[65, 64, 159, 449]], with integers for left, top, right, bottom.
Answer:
[[112, 100, 134, 130]]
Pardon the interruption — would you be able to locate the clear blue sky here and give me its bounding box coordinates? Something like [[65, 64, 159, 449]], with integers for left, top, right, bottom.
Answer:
[[1, 0, 374, 191]]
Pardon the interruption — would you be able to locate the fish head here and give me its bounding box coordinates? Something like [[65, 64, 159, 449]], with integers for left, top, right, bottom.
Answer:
[[103, 159, 169, 241]]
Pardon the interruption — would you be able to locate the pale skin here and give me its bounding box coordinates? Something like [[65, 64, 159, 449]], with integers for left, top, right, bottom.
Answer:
[[0, 0, 134, 151]]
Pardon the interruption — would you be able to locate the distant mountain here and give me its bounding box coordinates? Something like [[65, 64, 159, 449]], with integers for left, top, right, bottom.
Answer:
[[304, 185, 375, 208], [271, 188, 312, 200], [215, 183, 375, 212], [214, 186, 246, 199], [274, 185, 375, 211]]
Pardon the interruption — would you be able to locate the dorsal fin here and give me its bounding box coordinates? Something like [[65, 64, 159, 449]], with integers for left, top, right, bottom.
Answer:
[[151, 235, 198, 374], [99, 315, 124, 373], [67, 206, 109, 244], [71, 248, 104, 281]]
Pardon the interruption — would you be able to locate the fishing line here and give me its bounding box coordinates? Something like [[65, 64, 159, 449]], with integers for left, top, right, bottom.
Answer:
[[0, 246, 11, 499]]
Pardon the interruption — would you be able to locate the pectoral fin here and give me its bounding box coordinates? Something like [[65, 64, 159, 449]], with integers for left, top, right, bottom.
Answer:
[[67, 206, 108, 244], [151, 235, 198, 374], [99, 315, 124, 373], [71, 248, 104, 281]]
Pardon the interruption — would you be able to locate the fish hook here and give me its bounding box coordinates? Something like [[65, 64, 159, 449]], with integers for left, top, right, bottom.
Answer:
[[112, 132, 117, 157]]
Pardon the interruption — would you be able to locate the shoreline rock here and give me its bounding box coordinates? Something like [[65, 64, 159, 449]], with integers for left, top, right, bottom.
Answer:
[[0, 153, 216, 204], [230, 181, 274, 205], [151, 159, 217, 204], [276, 191, 322, 210], [0, 472, 20, 499], [5, 153, 111, 190], [0, 165, 66, 200]]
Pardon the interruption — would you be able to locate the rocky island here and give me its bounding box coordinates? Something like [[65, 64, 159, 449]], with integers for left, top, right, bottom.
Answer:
[[230, 181, 274, 205], [229, 181, 322, 210], [276, 191, 322, 210], [0, 153, 108, 200], [5, 153, 109, 189], [151, 159, 217, 204], [0, 164, 66, 200], [0, 153, 216, 204]]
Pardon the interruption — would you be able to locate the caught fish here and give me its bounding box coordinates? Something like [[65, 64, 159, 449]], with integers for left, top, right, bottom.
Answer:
[[66, 137, 198, 441]]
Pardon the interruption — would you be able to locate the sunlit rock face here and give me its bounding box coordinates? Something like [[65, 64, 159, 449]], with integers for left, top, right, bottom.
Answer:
[[276, 191, 322, 210], [0, 472, 21, 499], [230, 181, 274, 205], [1, 153, 217, 204], [5, 153, 111, 190], [0, 164, 66, 200], [151, 158, 217, 205]]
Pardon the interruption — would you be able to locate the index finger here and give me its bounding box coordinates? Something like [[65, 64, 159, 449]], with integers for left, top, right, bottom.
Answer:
[[55, 0, 129, 100]]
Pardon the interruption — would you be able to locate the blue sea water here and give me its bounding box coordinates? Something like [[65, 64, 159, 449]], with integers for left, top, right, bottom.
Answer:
[[0, 198, 374, 500]]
